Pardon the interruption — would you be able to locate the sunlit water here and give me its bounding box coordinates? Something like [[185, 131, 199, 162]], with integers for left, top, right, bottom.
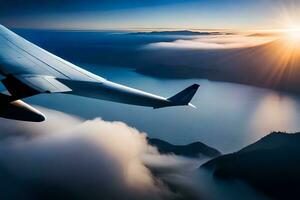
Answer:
[[27, 65, 300, 153]]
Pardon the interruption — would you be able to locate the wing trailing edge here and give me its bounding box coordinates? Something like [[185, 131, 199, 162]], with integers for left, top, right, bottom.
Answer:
[[2, 75, 72, 100]]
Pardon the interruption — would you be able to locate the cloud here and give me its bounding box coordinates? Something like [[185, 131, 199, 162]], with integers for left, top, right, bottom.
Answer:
[[0, 107, 269, 200], [0, 107, 202, 200], [145, 34, 277, 50], [0, 110, 173, 199]]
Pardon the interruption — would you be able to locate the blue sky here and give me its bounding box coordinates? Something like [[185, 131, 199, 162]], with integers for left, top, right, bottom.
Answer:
[[1, 0, 299, 30]]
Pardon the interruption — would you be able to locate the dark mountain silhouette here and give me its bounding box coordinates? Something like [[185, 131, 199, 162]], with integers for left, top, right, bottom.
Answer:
[[130, 30, 229, 36], [148, 138, 221, 158], [201, 132, 300, 199]]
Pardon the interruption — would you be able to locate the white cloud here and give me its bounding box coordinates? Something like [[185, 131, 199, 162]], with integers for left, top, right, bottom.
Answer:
[[0, 107, 267, 200], [0, 108, 166, 199], [0, 107, 200, 200], [146, 35, 277, 50]]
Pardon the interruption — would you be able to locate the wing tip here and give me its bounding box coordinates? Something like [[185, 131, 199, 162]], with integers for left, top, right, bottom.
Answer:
[[188, 103, 197, 109]]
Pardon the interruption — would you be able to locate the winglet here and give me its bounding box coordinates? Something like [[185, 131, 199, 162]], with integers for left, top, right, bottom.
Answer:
[[168, 84, 199, 106], [188, 103, 197, 109]]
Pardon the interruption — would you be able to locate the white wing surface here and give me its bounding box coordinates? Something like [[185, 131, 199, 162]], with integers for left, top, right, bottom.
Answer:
[[0, 25, 199, 122]]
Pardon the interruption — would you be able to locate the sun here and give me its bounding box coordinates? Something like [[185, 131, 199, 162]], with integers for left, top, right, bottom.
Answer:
[[277, 7, 300, 43], [285, 27, 300, 42]]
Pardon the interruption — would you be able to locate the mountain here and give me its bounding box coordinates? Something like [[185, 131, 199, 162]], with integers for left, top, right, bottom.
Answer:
[[201, 132, 300, 199], [130, 30, 229, 36], [148, 138, 221, 158]]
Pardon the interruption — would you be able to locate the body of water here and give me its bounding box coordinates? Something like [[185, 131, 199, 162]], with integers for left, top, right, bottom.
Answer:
[[27, 65, 300, 153]]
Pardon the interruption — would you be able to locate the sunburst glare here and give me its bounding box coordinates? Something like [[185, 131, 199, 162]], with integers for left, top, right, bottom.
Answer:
[[285, 28, 300, 42]]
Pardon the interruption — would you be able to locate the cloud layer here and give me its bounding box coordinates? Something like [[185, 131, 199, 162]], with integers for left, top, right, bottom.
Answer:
[[0, 107, 201, 200], [0, 107, 269, 200], [146, 34, 277, 50]]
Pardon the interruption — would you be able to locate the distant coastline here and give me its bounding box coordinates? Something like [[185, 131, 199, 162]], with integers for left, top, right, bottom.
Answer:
[[129, 30, 233, 36]]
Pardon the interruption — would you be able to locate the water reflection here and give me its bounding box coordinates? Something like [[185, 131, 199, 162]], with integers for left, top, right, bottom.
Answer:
[[248, 93, 300, 141]]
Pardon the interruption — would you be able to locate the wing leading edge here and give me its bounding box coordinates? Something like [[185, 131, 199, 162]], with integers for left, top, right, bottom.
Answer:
[[0, 25, 199, 122]]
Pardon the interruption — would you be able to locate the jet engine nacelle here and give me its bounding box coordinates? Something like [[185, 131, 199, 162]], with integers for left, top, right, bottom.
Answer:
[[0, 96, 45, 122]]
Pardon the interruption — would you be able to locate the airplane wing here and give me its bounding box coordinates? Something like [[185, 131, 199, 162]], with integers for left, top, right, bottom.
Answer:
[[0, 25, 199, 122]]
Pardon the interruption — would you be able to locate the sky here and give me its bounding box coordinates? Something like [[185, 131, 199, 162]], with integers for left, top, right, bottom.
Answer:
[[1, 0, 300, 30]]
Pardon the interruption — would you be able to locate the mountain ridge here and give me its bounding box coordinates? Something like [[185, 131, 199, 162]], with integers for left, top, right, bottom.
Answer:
[[148, 137, 221, 158], [201, 131, 300, 199], [129, 30, 231, 36]]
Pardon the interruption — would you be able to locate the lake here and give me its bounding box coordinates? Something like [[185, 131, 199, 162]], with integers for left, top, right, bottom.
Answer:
[[26, 64, 300, 153]]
